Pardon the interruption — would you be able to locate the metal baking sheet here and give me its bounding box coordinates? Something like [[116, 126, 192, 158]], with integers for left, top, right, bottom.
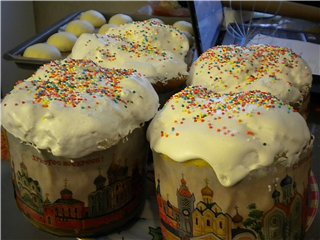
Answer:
[[3, 12, 80, 67], [3, 12, 191, 70]]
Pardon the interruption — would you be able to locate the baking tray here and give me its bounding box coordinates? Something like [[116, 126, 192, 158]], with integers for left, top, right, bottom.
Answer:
[[3, 12, 80, 68], [3, 11, 192, 70]]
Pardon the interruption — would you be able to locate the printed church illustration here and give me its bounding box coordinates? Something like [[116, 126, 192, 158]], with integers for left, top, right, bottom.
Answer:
[[10, 158, 144, 233], [156, 173, 307, 240]]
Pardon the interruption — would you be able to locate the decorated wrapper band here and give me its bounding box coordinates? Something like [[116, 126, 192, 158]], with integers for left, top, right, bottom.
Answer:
[[1, 58, 159, 237], [188, 45, 313, 119], [1, 127, 10, 161], [147, 86, 313, 240]]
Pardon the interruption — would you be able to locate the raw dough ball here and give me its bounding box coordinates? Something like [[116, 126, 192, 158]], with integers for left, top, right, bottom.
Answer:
[[80, 10, 106, 27], [147, 18, 164, 24], [173, 20, 194, 35], [182, 31, 194, 46], [108, 14, 133, 26], [98, 23, 117, 34], [47, 32, 77, 52], [65, 20, 94, 37], [23, 43, 61, 60]]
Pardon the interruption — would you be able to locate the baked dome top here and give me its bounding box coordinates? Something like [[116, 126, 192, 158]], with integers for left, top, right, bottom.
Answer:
[[188, 45, 312, 107], [147, 86, 311, 187], [70, 33, 188, 84], [106, 20, 189, 58], [2, 58, 159, 158]]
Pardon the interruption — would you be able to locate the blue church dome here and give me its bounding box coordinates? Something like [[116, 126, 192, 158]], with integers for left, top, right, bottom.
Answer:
[[280, 175, 293, 187], [272, 189, 281, 198]]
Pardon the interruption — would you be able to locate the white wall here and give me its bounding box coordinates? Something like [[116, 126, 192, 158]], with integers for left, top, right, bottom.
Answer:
[[1, 1, 36, 95]]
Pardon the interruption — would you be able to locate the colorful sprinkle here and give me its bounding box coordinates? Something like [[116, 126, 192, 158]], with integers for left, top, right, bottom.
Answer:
[[191, 45, 311, 112], [160, 86, 293, 139], [27, 59, 137, 108]]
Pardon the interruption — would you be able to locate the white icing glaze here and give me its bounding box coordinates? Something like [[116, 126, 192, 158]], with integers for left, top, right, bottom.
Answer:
[[2, 58, 159, 158], [106, 20, 190, 59], [70, 33, 188, 84], [188, 45, 312, 106], [147, 86, 311, 187]]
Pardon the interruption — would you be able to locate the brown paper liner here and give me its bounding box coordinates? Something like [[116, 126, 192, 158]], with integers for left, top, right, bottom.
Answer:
[[7, 127, 148, 237], [297, 92, 311, 120], [153, 76, 187, 107], [152, 46, 194, 95], [1, 127, 10, 161], [152, 148, 312, 240], [152, 76, 187, 94], [152, 47, 194, 106]]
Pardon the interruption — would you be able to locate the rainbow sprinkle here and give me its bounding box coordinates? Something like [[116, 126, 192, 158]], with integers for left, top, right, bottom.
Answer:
[[94, 34, 170, 61], [195, 45, 306, 86], [161, 86, 294, 138], [108, 20, 188, 56], [18, 59, 137, 108]]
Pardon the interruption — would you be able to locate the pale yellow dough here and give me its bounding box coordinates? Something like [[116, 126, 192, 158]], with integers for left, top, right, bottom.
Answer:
[[147, 18, 164, 24], [173, 20, 194, 35], [80, 10, 106, 27], [108, 14, 133, 26], [23, 43, 61, 60], [47, 32, 77, 52], [98, 23, 117, 35], [65, 20, 94, 37], [182, 31, 194, 46]]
